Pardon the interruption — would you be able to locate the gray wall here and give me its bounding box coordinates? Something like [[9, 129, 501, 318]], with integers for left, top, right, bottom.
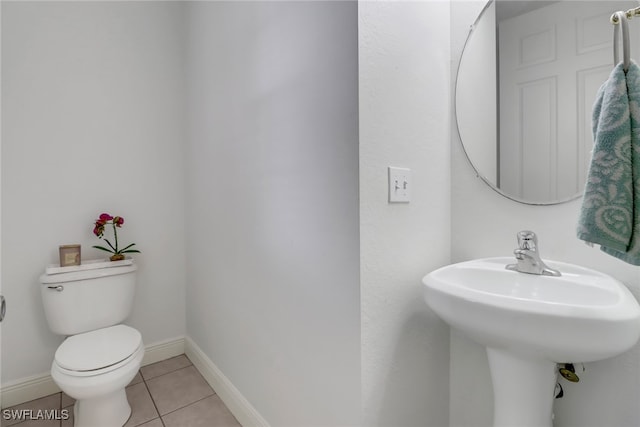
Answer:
[[184, 2, 360, 425], [1, 1, 187, 384]]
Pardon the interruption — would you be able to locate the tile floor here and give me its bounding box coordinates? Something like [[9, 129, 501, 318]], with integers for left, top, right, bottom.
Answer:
[[1, 354, 241, 427]]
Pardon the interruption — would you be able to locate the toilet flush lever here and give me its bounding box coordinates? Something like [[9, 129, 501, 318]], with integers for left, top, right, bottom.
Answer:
[[47, 285, 64, 292]]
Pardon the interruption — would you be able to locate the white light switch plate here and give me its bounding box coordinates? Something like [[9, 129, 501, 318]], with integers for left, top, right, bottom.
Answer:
[[388, 167, 411, 203]]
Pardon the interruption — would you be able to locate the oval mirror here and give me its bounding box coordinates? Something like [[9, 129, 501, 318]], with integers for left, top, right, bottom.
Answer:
[[456, 0, 639, 205]]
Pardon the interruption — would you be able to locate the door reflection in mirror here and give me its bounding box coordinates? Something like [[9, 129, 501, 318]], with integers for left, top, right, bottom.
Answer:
[[456, 0, 639, 204]]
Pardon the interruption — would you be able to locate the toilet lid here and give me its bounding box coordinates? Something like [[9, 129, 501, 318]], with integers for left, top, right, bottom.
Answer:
[[55, 325, 141, 372]]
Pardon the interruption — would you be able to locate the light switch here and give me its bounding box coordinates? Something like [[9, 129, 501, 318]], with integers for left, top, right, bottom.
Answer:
[[388, 167, 411, 203]]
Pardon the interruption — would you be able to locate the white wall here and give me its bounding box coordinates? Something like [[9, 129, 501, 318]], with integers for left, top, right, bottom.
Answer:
[[2, 2, 457, 426], [451, 1, 640, 426], [1, 1, 187, 383], [359, 2, 452, 426], [184, 2, 360, 426]]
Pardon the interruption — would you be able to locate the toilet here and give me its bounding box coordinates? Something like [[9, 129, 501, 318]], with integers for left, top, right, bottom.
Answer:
[[40, 262, 144, 427]]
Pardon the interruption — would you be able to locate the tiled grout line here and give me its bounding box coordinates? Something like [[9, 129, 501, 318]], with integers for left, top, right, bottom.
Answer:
[[142, 360, 193, 383], [155, 393, 216, 422], [139, 379, 165, 427], [131, 354, 195, 427], [134, 355, 203, 427], [139, 355, 193, 382], [142, 364, 216, 421]]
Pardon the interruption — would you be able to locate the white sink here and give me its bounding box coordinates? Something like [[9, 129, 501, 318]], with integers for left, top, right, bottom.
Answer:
[[424, 257, 640, 362], [423, 257, 640, 427]]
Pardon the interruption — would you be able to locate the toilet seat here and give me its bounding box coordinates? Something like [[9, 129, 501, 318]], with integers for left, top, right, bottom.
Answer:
[[55, 325, 142, 377]]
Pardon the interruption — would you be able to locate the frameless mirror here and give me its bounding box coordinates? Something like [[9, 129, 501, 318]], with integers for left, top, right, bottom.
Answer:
[[456, 0, 639, 204]]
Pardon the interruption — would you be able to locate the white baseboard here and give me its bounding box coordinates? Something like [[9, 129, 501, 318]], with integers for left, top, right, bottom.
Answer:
[[1, 336, 186, 409], [0, 374, 60, 410], [184, 336, 270, 427], [141, 336, 185, 367]]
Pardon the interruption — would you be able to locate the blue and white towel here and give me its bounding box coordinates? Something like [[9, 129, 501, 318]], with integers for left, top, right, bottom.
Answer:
[[577, 61, 640, 265]]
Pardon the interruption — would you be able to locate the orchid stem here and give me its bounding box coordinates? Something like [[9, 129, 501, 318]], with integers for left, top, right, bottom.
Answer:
[[112, 222, 119, 253]]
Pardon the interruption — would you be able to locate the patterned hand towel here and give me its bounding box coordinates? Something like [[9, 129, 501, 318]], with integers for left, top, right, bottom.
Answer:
[[577, 61, 640, 265]]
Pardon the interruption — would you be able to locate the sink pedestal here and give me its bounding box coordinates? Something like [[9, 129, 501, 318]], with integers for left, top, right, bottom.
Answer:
[[424, 257, 640, 427], [487, 348, 558, 427]]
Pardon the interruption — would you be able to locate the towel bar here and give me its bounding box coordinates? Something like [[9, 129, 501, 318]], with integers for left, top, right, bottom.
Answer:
[[611, 6, 640, 24], [613, 11, 630, 71]]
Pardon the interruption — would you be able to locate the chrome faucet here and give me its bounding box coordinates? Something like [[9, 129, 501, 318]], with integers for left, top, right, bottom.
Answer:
[[505, 230, 561, 276]]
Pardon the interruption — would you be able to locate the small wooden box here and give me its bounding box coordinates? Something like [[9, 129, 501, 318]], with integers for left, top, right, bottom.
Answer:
[[59, 244, 81, 267]]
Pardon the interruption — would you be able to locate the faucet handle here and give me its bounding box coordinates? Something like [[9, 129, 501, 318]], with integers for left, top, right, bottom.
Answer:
[[516, 230, 537, 250]]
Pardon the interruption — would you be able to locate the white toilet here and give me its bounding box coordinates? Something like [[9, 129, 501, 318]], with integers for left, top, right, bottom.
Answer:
[[40, 262, 144, 427]]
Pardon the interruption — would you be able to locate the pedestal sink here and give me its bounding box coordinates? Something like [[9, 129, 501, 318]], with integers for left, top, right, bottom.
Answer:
[[423, 257, 640, 427]]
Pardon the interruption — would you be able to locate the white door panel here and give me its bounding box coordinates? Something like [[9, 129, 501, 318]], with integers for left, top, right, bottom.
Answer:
[[499, 1, 639, 201]]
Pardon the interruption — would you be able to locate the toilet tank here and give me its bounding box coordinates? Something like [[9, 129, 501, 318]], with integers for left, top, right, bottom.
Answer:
[[40, 264, 137, 335]]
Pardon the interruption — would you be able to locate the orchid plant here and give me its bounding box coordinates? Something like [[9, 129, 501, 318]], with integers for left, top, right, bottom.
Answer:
[[92, 213, 140, 261]]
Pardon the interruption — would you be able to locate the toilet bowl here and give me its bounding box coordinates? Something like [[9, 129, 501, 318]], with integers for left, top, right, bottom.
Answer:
[[51, 325, 144, 427], [40, 261, 143, 427]]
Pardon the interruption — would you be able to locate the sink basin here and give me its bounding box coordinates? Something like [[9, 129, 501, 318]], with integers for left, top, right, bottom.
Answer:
[[423, 257, 640, 362], [423, 257, 640, 427]]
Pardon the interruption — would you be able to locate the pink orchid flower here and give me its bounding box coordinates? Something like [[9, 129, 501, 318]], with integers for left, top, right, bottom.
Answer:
[[92, 213, 140, 261]]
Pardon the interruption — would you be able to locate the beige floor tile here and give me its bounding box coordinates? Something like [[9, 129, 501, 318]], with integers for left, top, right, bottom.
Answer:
[[146, 366, 214, 415], [1, 394, 61, 427], [124, 383, 159, 427], [129, 371, 144, 386], [60, 393, 74, 410], [60, 408, 73, 427], [6, 419, 60, 427], [162, 395, 241, 427], [136, 419, 163, 427], [141, 355, 192, 380]]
